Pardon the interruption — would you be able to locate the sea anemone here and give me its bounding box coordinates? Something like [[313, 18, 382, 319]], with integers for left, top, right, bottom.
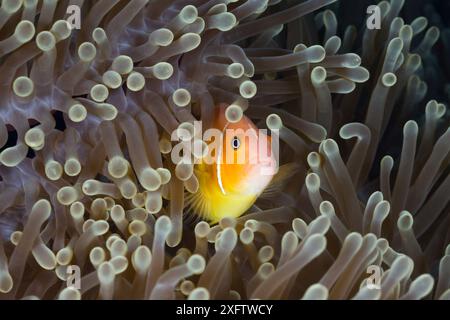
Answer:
[[0, 0, 449, 300]]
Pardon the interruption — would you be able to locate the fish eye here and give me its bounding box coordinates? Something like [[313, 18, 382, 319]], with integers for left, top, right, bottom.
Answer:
[[231, 136, 240, 150]]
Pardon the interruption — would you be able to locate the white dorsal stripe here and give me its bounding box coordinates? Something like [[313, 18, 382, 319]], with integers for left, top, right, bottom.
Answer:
[[216, 141, 226, 195]]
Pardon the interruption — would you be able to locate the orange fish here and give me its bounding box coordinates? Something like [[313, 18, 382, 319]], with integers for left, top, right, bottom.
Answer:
[[186, 105, 279, 224]]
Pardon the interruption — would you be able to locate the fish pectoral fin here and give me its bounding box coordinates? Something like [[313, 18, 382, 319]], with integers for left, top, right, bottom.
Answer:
[[185, 188, 212, 222], [259, 162, 302, 199]]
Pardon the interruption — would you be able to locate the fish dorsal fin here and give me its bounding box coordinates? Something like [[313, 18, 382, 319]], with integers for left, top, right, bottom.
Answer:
[[260, 162, 301, 199]]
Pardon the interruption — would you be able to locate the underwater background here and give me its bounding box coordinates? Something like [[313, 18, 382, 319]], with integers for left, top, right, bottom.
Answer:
[[0, 0, 449, 300]]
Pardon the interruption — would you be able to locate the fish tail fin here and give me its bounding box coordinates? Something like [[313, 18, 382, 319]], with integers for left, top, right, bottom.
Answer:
[[260, 162, 302, 199]]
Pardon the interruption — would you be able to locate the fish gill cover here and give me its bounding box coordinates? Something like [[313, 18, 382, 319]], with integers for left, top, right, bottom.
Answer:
[[0, 0, 449, 300]]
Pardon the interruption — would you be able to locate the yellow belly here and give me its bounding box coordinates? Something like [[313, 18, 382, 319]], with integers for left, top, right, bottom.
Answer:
[[189, 165, 257, 224], [203, 187, 256, 223]]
